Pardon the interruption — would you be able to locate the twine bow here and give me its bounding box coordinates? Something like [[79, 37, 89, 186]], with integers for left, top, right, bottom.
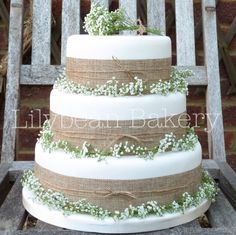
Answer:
[[112, 56, 143, 80], [104, 190, 137, 199]]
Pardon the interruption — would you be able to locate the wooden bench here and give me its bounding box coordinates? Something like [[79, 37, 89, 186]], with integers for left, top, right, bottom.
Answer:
[[1, 0, 236, 234]]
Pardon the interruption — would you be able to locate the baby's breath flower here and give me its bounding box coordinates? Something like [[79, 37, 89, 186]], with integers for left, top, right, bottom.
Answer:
[[83, 2, 162, 35], [39, 121, 199, 160], [21, 170, 217, 220], [54, 68, 192, 97]]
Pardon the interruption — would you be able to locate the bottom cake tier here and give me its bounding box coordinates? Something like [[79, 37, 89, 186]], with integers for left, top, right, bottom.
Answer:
[[22, 168, 217, 233], [23, 187, 211, 233]]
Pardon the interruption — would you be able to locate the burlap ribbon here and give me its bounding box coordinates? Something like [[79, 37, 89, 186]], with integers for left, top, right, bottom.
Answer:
[[50, 111, 188, 150], [35, 164, 202, 212], [66, 57, 171, 87]]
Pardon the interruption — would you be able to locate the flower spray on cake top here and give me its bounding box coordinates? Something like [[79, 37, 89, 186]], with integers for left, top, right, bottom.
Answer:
[[83, 2, 162, 36]]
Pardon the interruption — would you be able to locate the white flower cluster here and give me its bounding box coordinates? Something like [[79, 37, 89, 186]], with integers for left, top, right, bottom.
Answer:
[[157, 128, 198, 153], [150, 68, 192, 95], [83, 3, 134, 35], [21, 170, 218, 220], [54, 76, 145, 97], [54, 68, 191, 97], [110, 141, 154, 159], [39, 121, 198, 160]]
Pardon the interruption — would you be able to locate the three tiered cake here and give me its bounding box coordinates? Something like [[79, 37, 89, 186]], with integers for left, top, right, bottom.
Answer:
[[22, 35, 217, 233]]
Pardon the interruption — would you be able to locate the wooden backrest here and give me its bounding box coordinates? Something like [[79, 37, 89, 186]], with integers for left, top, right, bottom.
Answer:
[[1, 0, 226, 163]]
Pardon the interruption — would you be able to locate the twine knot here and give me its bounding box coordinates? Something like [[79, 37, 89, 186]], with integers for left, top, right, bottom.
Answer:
[[104, 190, 137, 199], [137, 19, 146, 35]]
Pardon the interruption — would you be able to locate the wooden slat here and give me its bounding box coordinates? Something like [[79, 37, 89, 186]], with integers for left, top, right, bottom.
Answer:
[[61, 0, 80, 64], [1, 0, 24, 163], [31, 0, 51, 65], [4, 227, 236, 235], [178, 220, 201, 228], [119, 0, 137, 35], [33, 220, 64, 231], [175, 0, 196, 65], [174, 66, 207, 85], [225, 17, 236, 46], [202, 159, 220, 179], [202, 0, 226, 161], [207, 189, 236, 228], [0, 176, 26, 231], [91, 0, 109, 8], [20, 65, 63, 85], [9, 161, 34, 181], [147, 0, 166, 34], [219, 17, 236, 62], [0, 164, 10, 206], [20, 65, 208, 85], [218, 161, 236, 208], [218, 24, 236, 92]]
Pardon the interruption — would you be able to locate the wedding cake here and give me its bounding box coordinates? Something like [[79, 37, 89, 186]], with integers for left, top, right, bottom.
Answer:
[[22, 34, 217, 233]]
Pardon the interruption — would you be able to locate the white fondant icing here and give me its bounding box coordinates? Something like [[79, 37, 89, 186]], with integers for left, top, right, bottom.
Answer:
[[50, 89, 186, 120], [66, 35, 171, 59], [23, 187, 211, 233], [35, 141, 202, 180]]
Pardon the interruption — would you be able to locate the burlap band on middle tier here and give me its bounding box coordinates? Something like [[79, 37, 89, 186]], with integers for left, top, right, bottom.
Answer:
[[66, 57, 172, 87], [50, 111, 187, 150], [35, 164, 202, 212]]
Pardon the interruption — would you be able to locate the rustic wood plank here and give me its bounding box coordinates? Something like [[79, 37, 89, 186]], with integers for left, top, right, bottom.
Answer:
[[31, 0, 51, 65], [1, 0, 24, 163], [20, 65, 208, 85], [147, 0, 166, 34], [20, 65, 63, 85], [9, 161, 34, 181], [225, 16, 236, 46], [61, 0, 80, 64], [219, 17, 236, 63], [177, 219, 201, 228], [91, 0, 109, 8], [5, 227, 236, 235], [0, 163, 10, 206], [218, 161, 236, 209], [207, 189, 236, 228], [217, 23, 236, 92], [202, 159, 220, 179], [175, 0, 195, 65], [174, 66, 207, 85], [119, 0, 137, 35], [33, 220, 64, 231], [0, 176, 26, 231], [202, 0, 226, 161]]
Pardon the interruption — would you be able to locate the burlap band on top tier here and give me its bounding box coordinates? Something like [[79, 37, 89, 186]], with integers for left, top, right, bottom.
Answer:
[[50, 111, 187, 150], [66, 57, 172, 87], [35, 163, 202, 212]]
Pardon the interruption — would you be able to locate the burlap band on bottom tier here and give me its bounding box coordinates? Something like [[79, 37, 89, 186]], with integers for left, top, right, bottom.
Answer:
[[50, 111, 188, 150], [35, 164, 202, 212], [66, 57, 172, 87]]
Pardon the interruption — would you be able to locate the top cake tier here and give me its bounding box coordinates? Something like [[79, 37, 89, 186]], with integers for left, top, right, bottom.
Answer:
[[67, 35, 171, 59], [66, 35, 172, 87]]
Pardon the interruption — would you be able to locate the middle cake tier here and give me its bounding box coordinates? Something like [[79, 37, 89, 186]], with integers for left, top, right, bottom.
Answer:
[[35, 140, 202, 212], [50, 89, 187, 151]]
